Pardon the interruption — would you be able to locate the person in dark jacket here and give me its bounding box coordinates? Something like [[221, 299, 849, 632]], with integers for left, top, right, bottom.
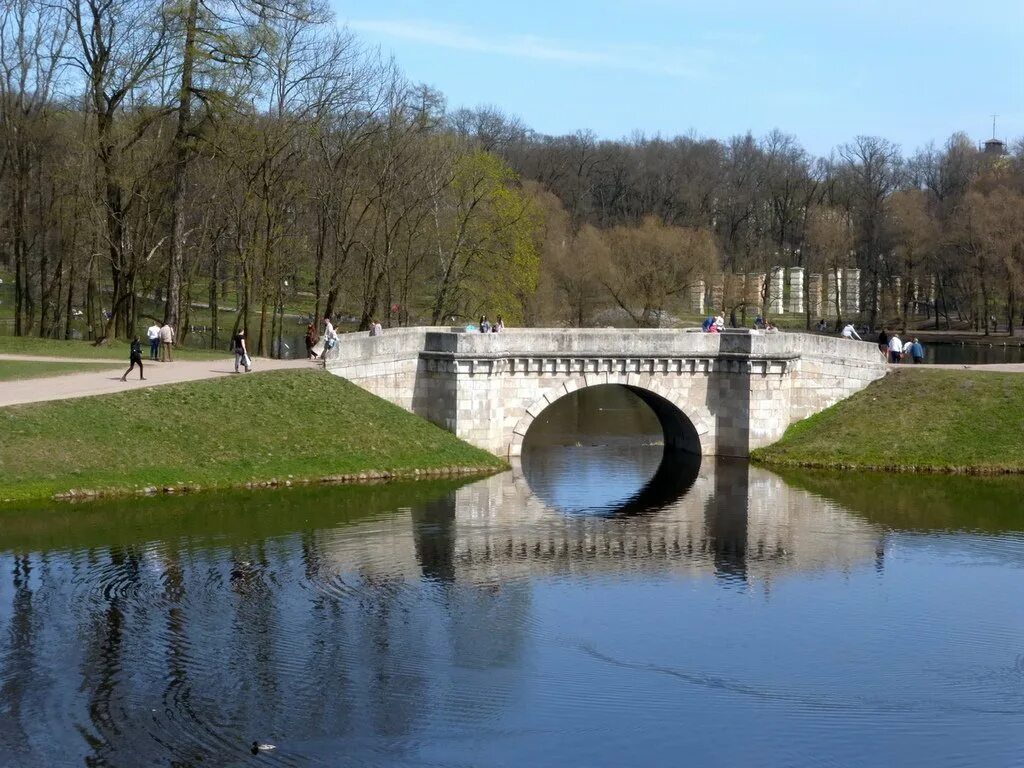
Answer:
[[120, 336, 146, 381]]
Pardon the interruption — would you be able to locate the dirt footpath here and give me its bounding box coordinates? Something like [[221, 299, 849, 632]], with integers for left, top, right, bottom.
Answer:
[[0, 355, 313, 408]]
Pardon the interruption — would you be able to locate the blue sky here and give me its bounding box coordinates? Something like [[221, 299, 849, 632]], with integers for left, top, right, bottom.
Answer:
[[333, 0, 1023, 156]]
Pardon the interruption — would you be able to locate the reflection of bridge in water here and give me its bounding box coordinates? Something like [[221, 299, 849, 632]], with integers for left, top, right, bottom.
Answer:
[[320, 461, 885, 587]]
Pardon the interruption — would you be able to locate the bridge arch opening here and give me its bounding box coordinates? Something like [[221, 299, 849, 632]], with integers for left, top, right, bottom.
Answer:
[[519, 384, 702, 516]]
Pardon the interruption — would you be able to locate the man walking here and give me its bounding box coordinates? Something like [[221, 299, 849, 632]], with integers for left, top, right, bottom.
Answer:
[[888, 333, 903, 364], [232, 329, 252, 373], [147, 321, 161, 360], [159, 322, 175, 362]]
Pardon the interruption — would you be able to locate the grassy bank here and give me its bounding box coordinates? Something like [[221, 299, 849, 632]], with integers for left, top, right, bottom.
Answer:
[[752, 369, 1024, 473], [0, 335, 224, 360], [0, 369, 505, 502], [0, 360, 120, 381]]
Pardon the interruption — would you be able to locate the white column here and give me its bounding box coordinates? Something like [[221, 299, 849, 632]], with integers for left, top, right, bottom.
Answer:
[[843, 268, 860, 316], [788, 268, 805, 314], [826, 271, 843, 315], [807, 273, 823, 317], [747, 273, 765, 310], [770, 267, 785, 314], [710, 276, 724, 313], [690, 280, 705, 315]]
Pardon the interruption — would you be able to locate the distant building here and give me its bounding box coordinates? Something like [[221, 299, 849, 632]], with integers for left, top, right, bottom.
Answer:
[[983, 137, 1007, 156]]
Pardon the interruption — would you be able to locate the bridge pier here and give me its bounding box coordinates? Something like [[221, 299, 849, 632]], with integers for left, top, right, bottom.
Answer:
[[324, 328, 886, 459]]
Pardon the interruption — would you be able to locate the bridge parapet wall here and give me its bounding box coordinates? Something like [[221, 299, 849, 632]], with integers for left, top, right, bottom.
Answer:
[[325, 327, 453, 421]]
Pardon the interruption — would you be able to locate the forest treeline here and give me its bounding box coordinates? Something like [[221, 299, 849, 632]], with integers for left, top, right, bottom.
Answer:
[[3, 0, 1024, 353]]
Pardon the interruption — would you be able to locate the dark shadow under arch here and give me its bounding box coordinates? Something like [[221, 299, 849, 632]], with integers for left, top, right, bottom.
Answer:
[[624, 385, 703, 456], [520, 383, 703, 517]]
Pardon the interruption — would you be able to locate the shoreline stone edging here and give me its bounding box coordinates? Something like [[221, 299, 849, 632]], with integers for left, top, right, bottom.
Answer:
[[43, 464, 503, 503], [751, 457, 1024, 476]]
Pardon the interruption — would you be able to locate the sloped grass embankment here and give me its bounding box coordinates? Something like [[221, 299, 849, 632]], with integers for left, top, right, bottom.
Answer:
[[0, 369, 505, 501], [752, 369, 1024, 473]]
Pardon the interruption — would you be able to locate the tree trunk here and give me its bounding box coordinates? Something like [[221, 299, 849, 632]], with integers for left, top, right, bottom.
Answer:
[[1008, 285, 1016, 337], [165, 0, 199, 330], [64, 259, 76, 339], [209, 254, 219, 349]]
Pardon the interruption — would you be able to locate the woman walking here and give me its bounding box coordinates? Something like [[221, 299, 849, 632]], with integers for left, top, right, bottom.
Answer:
[[305, 323, 319, 359], [120, 337, 146, 381]]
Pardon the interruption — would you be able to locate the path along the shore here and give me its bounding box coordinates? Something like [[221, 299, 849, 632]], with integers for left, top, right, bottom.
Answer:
[[0, 354, 312, 408]]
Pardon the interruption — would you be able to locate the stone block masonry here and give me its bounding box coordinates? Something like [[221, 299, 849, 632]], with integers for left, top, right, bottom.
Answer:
[[325, 327, 887, 459]]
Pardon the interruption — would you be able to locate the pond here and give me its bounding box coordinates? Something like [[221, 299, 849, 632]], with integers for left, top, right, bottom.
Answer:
[[925, 342, 1024, 365], [2, 389, 1024, 767]]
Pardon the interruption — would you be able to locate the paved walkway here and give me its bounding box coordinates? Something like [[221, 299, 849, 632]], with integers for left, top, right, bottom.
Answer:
[[0, 354, 313, 408]]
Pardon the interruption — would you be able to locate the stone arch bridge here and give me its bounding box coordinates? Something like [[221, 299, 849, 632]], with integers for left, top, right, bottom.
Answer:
[[324, 328, 886, 458]]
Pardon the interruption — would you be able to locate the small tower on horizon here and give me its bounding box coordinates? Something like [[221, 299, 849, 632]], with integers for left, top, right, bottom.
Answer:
[[983, 114, 1007, 156]]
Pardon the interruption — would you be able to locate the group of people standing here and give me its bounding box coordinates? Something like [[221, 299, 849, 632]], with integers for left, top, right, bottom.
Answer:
[[879, 330, 925, 364], [840, 324, 925, 363], [478, 315, 505, 333]]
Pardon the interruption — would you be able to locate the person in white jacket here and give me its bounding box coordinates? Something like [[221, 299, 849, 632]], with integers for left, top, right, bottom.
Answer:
[[841, 323, 861, 340], [888, 334, 903, 363]]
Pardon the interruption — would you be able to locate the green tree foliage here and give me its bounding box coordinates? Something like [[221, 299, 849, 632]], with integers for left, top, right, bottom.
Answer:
[[428, 149, 540, 325]]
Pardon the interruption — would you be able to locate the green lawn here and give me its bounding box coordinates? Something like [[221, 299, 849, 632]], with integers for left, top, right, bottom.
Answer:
[[0, 369, 506, 502], [752, 369, 1024, 473], [0, 335, 224, 360], [0, 360, 121, 381]]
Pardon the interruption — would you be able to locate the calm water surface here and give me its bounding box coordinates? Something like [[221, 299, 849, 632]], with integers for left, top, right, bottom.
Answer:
[[2, 387, 1024, 767]]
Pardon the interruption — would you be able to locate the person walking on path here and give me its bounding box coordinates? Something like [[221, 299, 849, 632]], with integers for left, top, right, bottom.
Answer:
[[888, 333, 903, 363], [910, 338, 925, 364], [120, 337, 146, 381], [159, 322, 175, 361], [877, 329, 889, 361], [146, 322, 161, 360], [305, 323, 319, 360], [322, 316, 338, 357], [232, 329, 252, 373], [841, 323, 861, 340]]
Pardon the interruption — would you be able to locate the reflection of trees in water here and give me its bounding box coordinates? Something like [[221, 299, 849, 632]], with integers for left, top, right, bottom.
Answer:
[[0, 468, 887, 765], [0, 556, 34, 754]]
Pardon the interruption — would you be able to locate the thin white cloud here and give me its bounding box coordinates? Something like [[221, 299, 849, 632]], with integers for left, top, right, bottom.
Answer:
[[345, 19, 715, 79]]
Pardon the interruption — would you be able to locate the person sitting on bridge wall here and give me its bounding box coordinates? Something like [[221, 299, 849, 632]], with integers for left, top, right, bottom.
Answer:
[[841, 323, 861, 340]]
